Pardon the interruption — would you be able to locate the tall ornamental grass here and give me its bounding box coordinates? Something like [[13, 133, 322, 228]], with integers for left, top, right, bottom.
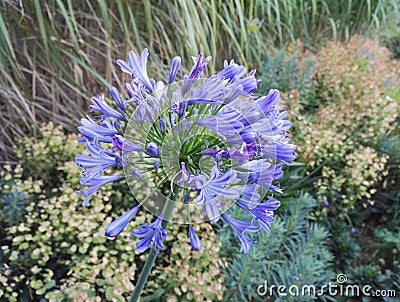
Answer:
[[0, 0, 397, 161]]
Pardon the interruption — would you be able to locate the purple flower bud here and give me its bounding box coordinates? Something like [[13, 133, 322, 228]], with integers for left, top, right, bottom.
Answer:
[[112, 135, 143, 153], [112, 135, 124, 152], [90, 94, 125, 121], [323, 200, 330, 207], [158, 118, 167, 135], [154, 161, 160, 170], [183, 194, 191, 203], [146, 142, 160, 156], [179, 101, 188, 117], [131, 168, 141, 179], [109, 86, 126, 112], [105, 206, 139, 237], [168, 56, 181, 84], [189, 226, 202, 251]]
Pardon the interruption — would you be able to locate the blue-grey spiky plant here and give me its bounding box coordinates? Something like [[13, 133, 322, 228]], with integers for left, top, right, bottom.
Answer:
[[0, 182, 30, 224]]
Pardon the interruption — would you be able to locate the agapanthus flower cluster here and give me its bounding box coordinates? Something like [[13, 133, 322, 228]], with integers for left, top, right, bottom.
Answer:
[[75, 48, 296, 254]]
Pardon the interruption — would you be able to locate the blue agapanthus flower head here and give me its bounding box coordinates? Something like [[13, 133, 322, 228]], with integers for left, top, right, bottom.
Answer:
[[75, 48, 296, 254]]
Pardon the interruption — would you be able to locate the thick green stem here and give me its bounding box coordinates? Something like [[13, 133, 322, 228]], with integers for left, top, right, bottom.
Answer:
[[130, 185, 180, 302]]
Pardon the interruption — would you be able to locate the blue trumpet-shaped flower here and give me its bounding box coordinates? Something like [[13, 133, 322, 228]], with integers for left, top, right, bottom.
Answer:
[[117, 48, 155, 91], [131, 215, 167, 253], [221, 213, 260, 253], [76, 141, 119, 171], [111, 135, 143, 153], [77, 175, 120, 207], [78, 117, 119, 143], [217, 60, 246, 80], [195, 107, 244, 138], [256, 89, 281, 116], [237, 198, 280, 233], [237, 160, 283, 191], [261, 141, 297, 163], [194, 167, 239, 222], [237, 71, 257, 93]]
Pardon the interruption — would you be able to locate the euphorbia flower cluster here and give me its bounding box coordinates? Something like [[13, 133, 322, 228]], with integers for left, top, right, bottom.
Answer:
[[75, 48, 296, 254]]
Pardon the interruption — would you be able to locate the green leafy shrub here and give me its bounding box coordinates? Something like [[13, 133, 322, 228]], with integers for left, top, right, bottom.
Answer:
[[0, 123, 226, 301], [375, 229, 400, 264], [252, 36, 400, 299], [273, 36, 400, 297], [289, 36, 400, 209], [386, 35, 400, 59], [14, 122, 82, 189], [382, 8, 400, 60]]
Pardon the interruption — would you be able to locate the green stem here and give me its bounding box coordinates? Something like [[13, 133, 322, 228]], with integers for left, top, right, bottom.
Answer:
[[129, 248, 158, 302], [130, 185, 180, 302]]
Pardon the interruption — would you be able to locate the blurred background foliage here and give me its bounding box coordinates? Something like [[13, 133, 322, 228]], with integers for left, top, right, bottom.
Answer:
[[1, 0, 400, 301], [0, 0, 398, 161]]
